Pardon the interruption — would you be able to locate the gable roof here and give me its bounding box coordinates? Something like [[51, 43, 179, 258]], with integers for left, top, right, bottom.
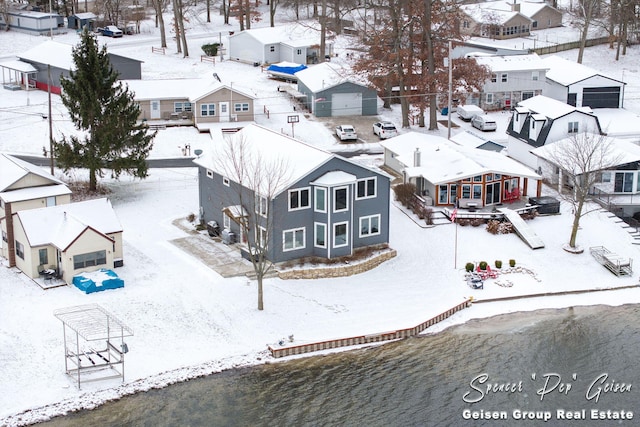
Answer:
[[295, 62, 366, 93], [517, 95, 594, 119], [122, 78, 255, 102], [194, 124, 385, 196], [231, 23, 324, 48], [0, 153, 67, 193], [543, 55, 623, 86], [16, 198, 122, 251], [380, 132, 538, 184], [461, 4, 532, 25], [474, 53, 547, 72], [476, 0, 559, 18]]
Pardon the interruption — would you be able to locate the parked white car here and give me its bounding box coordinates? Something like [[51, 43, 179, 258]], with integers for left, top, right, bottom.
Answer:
[[372, 121, 398, 139], [336, 125, 358, 141], [471, 114, 497, 132]]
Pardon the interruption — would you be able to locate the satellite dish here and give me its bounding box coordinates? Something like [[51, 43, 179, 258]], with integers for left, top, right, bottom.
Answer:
[[194, 149, 203, 157]]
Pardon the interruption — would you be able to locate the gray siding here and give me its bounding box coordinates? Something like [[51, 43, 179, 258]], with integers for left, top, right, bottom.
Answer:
[[298, 81, 377, 118]]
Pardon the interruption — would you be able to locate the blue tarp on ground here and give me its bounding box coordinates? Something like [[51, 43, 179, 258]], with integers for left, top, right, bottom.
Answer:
[[266, 62, 307, 78], [72, 269, 124, 294]]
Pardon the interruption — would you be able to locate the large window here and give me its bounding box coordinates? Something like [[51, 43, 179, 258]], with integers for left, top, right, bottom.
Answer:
[[356, 178, 376, 199], [473, 184, 482, 199], [568, 121, 579, 133], [283, 228, 305, 251], [360, 215, 380, 237], [462, 185, 471, 199], [255, 194, 268, 217], [289, 188, 310, 211], [174, 102, 192, 112], [201, 103, 216, 116], [614, 172, 634, 193], [234, 103, 249, 112], [315, 223, 326, 248], [15, 241, 24, 259], [334, 222, 348, 247], [334, 186, 348, 212], [39, 248, 48, 266], [315, 187, 326, 212], [73, 250, 107, 270]]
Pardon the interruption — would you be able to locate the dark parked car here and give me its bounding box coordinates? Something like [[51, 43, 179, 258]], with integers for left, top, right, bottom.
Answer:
[[101, 25, 123, 38]]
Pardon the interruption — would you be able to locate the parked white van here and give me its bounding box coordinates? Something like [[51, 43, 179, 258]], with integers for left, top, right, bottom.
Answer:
[[471, 114, 497, 132], [457, 105, 484, 121]]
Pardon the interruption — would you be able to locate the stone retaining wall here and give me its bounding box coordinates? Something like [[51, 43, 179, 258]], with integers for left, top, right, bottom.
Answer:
[[277, 249, 397, 280]]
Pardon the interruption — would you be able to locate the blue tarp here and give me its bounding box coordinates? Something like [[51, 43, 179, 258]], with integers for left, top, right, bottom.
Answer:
[[73, 269, 125, 294], [266, 62, 307, 77]]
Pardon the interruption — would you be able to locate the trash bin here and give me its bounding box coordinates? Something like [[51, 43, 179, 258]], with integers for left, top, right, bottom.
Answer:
[[441, 107, 448, 116]]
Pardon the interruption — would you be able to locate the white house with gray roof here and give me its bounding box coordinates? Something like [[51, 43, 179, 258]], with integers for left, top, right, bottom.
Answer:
[[542, 55, 626, 109]]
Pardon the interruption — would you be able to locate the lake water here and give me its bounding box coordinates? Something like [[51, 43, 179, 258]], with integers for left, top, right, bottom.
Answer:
[[37, 304, 640, 427]]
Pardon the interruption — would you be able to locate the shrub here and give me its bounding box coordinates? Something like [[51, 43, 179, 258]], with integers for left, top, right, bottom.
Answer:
[[479, 261, 488, 270], [486, 220, 501, 234], [509, 259, 516, 267], [187, 213, 196, 222], [201, 43, 221, 56], [392, 183, 417, 207], [424, 207, 434, 225], [458, 218, 471, 226], [495, 260, 502, 269], [470, 218, 484, 227], [465, 262, 475, 272]]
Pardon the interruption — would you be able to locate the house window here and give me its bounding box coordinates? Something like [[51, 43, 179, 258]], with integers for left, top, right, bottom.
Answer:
[[333, 222, 348, 248], [296, 49, 302, 55], [315, 223, 326, 248], [223, 177, 230, 186], [283, 227, 305, 251], [463, 20, 470, 29], [269, 45, 275, 52], [486, 173, 494, 182], [1, 230, 7, 243], [360, 214, 380, 237], [473, 175, 482, 182], [257, 226, 268, 250], [356, 177, 376, 199], [223, 212, 231, 230], [486, 93, 494, 104], [201, 103, 216, 116], [462, 184, 471, 199], [206, 169, 214, 179], [614, 172, 634, 193], [501, 73, 508, 83], [531, 71, 539, 81], [532, 20, 538, 28], [568, 122, 579, 133], [255, 194, 268, 217], [234, 103, 249, 112], [15, 241, 24, 259], [334, 186, 348, 212], [315, 187, 326, 212], [289, 187, 310, 211], [174, 102, 192, 113], [39, 248, 48, 265], [46, 196, 56, 207], [491, 74, 497, 83], [522, 91, 534, 100], [438, 184, 449, 204], [473, 184, 482, 199], [73, 250, 107, 270], [601, 172, 611, 183]]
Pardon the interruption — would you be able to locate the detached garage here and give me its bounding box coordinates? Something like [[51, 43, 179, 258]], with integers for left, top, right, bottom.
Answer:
[[543, 55, 625, 109], [295, 62, 377, 117]]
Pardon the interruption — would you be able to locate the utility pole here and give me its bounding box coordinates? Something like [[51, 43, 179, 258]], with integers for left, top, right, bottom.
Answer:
[[447, 40, 452, 140]]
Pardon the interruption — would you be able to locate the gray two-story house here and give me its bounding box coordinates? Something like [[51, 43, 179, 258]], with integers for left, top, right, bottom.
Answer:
[[194, 124, 390, 263]]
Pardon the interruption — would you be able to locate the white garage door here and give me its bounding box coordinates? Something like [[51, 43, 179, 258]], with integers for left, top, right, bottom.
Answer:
[[331, 93, 362, 116]]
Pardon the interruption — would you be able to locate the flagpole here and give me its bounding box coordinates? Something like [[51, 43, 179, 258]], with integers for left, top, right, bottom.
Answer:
[[454, 220, 458, 269]]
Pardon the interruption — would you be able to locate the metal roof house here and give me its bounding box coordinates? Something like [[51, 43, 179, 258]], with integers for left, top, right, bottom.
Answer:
[[542, 55, 626, 109], [295, 62, 377, 117], [0, 9, 65, 35], [194, 124, 391, 263]]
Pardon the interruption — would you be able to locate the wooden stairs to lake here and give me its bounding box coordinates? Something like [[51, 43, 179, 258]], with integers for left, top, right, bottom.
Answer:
[[498, 207, 545, 249]]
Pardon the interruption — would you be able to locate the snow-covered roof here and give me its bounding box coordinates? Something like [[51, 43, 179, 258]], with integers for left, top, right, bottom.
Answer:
[[1, 184, 71, 203], [0, 60, 37, 73], [311, 170, 356, 186], [122, 78, 255, 102], [543, 55, 623, 86], [474, 53, 547, 72], [531, 134, 640, 173], [72, 12, 97, 19], [16, 198, 122, 250], [381, 132, 538, 184], [232, 23, 323, 48], [461, 4, 531, 24], [517, 95, 593, 119], [450, 130, 505, 151], [193, 124, 334, 195], [475, 0, 556, 17], [295, 62, 364, 93], [0, 153, 66, 193]]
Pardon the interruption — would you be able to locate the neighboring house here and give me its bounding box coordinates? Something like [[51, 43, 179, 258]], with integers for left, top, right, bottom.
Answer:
[[228, 23, 334, 65], [506, 95, 603, 169], [531, 135, 640, 217], [0, 153, 72, 268], [295, 62, 377, 117], [450, 130, 506, 152], [12, 198, 123, 284], [123, 78, 256, 129], [194, 124, 391, 263], [13, 40, 142, 94], [469, 53, 548, 110], [460, 3, 533, 40], [543, 55, 626, 109], [0, 9, 65, 35], [380, 133, 540, 208], [67, 12, 97, 31]]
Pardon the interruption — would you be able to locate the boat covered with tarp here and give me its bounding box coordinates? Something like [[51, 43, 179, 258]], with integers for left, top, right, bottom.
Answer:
[[266, 62, 307, 80]]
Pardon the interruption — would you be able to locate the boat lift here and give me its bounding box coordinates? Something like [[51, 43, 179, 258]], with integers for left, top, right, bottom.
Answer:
[[54, 304, 133, 389]]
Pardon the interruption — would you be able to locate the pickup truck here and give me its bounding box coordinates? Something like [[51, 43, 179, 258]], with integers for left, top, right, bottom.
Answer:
[[335, 125, 357, 141], [101, 25, 123, 38]]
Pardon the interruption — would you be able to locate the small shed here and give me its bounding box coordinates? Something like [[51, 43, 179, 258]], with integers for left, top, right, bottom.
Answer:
[[295, 62, 377, 117], [67, 12, 96, 30]]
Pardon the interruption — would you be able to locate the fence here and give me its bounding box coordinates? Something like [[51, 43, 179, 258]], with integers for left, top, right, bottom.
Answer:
[[531, 36, 609, 55], [151, 46, 165, 55], [200, 55, 215, 65], [268, 298, 472, 358]]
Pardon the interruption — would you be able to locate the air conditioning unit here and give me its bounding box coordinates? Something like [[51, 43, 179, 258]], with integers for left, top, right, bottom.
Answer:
[[221, 229, 235, 245]]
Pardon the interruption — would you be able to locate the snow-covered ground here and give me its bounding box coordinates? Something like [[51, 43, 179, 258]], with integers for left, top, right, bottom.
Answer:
[[2, 6, 640, 426]]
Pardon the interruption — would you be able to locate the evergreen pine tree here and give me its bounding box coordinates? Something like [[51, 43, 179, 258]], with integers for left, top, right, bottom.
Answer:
[[55, 28, 155, 191]]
